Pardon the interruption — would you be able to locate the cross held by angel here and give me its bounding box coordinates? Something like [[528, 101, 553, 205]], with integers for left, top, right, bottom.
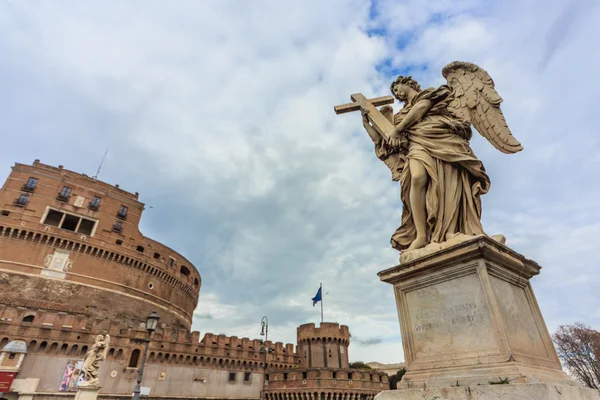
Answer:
[[335, 62, 522, 253]]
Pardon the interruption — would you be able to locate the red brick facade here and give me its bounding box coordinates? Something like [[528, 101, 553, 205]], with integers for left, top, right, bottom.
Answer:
[[0, 161, 200, 328]]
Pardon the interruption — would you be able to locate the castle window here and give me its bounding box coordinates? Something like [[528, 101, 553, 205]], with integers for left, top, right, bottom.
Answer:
[[1, 210, 9, 216], [14, 193, 29, 207], [229, 372, 236, 382], [78, 219, 95, 235], [22, 315, 35, 323], [194, 278, 199, 286], [23, 177, 38, 192], [117, 205, 128, 220], [302, 372, 307, 380], [44, 209, 63, 226], [42, 207, 98, 236], [369, 374, 373, 381], [244, 372, 251, 382], [89, 196, 101, 211], [180, 266, 190, 277], [169, 257, 175, 267], [283, 373, 288, 380], [129, 349, 141, 368], [265, 374, 269, 381], [57, 186, 72, 202], [136, 245, 144, 253], [332, 371, 337, 379], [9, 353, 15, 360], [348, 372, 353, 380], [112, 220, 123, 233], [116, 239, 123, 245], [153, 252, 161, 260], [62, 214, 79, 231]]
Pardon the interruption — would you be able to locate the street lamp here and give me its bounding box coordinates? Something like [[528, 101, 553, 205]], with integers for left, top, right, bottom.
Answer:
[[260, 316, 268, 346], [132, 311, 160, 400]]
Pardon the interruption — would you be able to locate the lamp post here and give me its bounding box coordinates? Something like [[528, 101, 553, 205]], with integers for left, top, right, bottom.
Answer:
[[132, 311, 160, 400]]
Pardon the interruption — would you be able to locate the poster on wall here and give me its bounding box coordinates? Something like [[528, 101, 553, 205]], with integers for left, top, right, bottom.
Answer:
[[58, 360, 84, 392], [0, 371, 17, 392]]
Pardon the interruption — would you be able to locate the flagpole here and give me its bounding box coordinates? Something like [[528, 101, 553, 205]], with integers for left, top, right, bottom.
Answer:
[[320, 282, 323, 323]]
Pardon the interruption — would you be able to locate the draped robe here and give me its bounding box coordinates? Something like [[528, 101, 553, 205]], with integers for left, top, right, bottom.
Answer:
[[374, 85, 491, 251]]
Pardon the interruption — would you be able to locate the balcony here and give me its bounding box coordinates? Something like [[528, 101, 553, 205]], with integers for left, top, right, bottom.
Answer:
[[56, 193, 70, 203], [112, 223, 123, 233], [116, 211, 128, 220], [14, 197, 29, 208], [21, 184, 37, 193], [88, 203, 100, 211]]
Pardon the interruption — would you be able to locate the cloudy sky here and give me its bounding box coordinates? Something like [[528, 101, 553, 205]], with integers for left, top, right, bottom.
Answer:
[[1, 0, 599, 364]]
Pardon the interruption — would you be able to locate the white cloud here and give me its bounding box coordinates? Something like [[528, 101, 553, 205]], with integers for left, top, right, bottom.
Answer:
[[0, 0, 599, 365]]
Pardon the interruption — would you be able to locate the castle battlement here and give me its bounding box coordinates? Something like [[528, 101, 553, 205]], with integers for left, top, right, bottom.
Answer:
[[0, 304, 299, 370]]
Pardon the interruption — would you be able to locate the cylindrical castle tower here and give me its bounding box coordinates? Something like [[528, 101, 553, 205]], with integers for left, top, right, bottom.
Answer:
[[297, 322, 350, 369], [0, 161, 201, 329]]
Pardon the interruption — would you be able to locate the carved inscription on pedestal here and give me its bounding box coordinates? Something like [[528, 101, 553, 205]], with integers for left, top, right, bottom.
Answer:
[[405, 273, 499, 361]]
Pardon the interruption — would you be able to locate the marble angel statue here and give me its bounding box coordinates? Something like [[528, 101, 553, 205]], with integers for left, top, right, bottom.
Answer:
[[80, 334, 110, 387], [338, 62, 522, 253]]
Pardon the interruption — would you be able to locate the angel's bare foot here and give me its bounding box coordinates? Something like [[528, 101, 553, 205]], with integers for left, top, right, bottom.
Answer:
[[407, 236, 428, 250]]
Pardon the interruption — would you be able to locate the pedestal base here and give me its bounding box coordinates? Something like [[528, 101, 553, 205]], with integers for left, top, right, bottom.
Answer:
[[378, 236, 574, 389], [75, 386, 100, 400], [375, 383, 600, 400]]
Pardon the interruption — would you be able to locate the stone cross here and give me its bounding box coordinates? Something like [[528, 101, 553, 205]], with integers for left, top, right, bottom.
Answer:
[[334, 93, 395, 137]]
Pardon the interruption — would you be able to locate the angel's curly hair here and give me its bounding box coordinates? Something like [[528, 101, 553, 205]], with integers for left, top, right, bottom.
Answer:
[[390, 76, 421, 96]]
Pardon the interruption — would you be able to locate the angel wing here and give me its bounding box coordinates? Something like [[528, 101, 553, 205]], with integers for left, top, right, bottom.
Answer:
[[442, 61, 523, 154]]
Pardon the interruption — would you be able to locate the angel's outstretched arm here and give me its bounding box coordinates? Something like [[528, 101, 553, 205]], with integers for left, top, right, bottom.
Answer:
[[391, 99, 432, 137]]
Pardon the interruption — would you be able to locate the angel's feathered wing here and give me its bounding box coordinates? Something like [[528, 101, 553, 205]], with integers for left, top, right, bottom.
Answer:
[[442, 61, 523, 154]]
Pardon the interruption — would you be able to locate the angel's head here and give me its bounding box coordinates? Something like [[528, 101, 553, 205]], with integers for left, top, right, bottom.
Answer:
[[391, 76, 421, 102]]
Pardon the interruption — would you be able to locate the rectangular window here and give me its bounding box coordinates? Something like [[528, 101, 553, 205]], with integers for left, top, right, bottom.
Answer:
[[42, 207, 97, 236], [23, 177, 38, 191], [229, 372, 236, 382], [62, 214, 79, 231], [60, 186, 72, 196], [117, 205, 128, 219], [348, 372, 353, 380], [78, 219, 95, 235], [283, 373, 288, 380], [15, 193, 29, 207], [244, 372, 251, 382], [1, 210, 9, 216], [44, 209, 63, 226], [169, 257, 175, 267], [332, 371, 337, 379], [302, 372, 307, 380], [113, 220, 123, 233], [89, 196, 101, 210], [265, 374, 269, 381]]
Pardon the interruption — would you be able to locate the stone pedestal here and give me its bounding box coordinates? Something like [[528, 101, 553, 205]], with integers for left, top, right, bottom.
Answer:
[[375, 383, 600, 400], [378, 236, 578, 390], [75, 386, 100, 400]]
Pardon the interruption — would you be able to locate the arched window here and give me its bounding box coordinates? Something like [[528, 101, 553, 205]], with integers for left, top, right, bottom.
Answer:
[[180, 266, 190, 276], [129, 349, 141, 368], [22, 315, 35, 323]]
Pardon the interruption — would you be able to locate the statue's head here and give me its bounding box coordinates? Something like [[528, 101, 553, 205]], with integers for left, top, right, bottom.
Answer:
[[391, 76, 421, 102], [95, 334, 104, 342]]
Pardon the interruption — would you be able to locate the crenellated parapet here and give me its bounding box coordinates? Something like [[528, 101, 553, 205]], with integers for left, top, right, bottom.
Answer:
[[297, 323, 350, 369], [0, 304, 299, 371]]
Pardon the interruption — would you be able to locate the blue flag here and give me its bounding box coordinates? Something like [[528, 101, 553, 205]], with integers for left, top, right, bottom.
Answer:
[[311, 287, 322, 306]]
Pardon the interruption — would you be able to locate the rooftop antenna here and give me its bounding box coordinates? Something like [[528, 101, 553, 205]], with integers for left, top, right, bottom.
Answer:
[[93, 149, 108, 179]]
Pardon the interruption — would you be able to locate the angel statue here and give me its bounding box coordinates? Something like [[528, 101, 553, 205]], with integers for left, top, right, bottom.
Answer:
[[80, 334, 110, 387], [335, 62, 522, 254]]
